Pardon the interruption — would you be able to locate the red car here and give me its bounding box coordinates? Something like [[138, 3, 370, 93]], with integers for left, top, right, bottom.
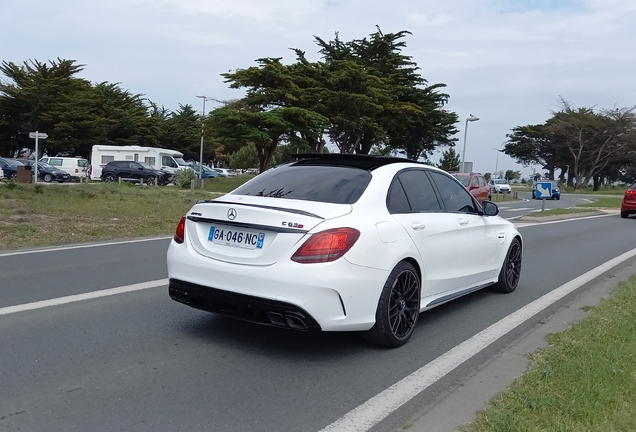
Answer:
[[621, 182, 636, 218], [452, 172, 491, 204]]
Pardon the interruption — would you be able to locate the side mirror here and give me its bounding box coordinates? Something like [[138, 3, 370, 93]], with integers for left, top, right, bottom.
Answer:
[[482, 200, 499, 216]]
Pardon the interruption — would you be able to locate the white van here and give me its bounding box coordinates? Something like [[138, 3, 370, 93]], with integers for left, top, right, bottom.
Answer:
[[89, 145, 189, 181], [39, 156, 88, 181]]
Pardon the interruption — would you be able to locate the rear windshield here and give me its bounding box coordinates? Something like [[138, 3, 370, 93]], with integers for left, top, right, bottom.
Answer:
[[453, 175, 470, 187], [231, 164, 372, 204]]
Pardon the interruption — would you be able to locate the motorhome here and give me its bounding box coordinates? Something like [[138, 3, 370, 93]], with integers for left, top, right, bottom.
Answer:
[[89, 145, 189, 181]]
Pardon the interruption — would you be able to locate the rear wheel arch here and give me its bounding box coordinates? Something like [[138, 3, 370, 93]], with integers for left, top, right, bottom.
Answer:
[[362, 259, 422, 348]]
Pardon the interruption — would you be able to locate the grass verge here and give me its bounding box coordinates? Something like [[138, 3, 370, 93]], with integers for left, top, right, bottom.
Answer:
[[0, 182, 225, 251], [526, 207, 598, 217], [460, 275, 636, 432], [528, 196, 622, 217]]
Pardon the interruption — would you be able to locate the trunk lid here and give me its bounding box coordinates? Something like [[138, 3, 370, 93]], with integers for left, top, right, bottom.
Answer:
[[186, 195, 352, 265]]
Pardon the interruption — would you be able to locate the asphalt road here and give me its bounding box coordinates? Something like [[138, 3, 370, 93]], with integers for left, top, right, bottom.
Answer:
[[495, 190, 595, 219], [2, 213, 635, 431]]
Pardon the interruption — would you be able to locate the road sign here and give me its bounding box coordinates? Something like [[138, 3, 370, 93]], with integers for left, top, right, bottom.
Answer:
[[535, 181, 552, 199], [29, 132, 48, 139]]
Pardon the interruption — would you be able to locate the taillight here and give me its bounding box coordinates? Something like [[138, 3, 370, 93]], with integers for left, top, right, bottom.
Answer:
[[291, 228, 360, 264], [174, 216, 186, 244], [89, 165, 92, 175], [626, 190, 636, 196]]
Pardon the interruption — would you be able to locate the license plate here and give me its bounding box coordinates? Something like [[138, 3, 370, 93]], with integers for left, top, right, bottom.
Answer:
[[208, 226, 265, 249]]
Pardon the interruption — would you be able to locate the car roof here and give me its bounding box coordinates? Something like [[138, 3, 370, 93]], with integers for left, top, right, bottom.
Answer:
[[290, 153, 420, 171]]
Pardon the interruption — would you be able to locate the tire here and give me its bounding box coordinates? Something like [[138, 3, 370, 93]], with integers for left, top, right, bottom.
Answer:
[[9, 172, 17, 181], [103, 173, 116, 183], [43, 173, 52, 182], [492, 238, 522, 293], [144, 175, 157, 186], [362, 261, 420, 348], [621, 211, 629, 219]]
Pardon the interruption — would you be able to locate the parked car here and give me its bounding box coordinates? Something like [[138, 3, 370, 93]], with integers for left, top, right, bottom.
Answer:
[[451, 172, 491, 203], [15, 160, 72, 183], [39, 156, 88, 181], [0, 157, 23, 181], [532, 180, 561, 200], [189, 164, 223, 179], [100, 161, 172, 185], [213, 168, 238, 178], [167, 154, 523, 348], [621, 182, 636, 218], [489, 178, 511, 194]]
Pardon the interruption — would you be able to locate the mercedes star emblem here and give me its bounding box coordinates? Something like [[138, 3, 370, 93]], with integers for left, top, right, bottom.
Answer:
[[227, 208, 237, 220]]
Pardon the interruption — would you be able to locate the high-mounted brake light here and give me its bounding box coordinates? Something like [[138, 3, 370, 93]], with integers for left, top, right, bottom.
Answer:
[[291, 228, 360, 264], [174, 216, 186, 244]]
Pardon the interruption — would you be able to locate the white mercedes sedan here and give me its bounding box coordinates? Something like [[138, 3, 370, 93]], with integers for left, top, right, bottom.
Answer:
[[167, 154, 522, 347]]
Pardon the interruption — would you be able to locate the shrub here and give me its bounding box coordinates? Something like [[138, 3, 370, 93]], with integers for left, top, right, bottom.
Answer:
[[173, 168, 196, 188]]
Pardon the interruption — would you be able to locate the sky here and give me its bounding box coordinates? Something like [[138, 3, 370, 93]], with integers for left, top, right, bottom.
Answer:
[[2, 0, 635, 177]]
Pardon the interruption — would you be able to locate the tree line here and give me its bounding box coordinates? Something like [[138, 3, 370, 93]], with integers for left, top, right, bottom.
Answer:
[[3, 28, 633, 182], [504, 98, 636, 189], [0, 28, 459, 172]]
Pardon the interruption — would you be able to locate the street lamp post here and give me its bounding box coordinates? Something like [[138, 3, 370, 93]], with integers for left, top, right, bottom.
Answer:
[[460, 114, 480, 173], [494, 148, 500, 177], [196, 95, 214, 181]]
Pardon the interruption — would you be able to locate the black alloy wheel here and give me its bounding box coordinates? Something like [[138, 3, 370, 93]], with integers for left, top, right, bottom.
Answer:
[[144, 175, 158, 186], [493, 238, 522, 293], [363, 261, 420, 348], [104, 173, 116, 182], [43, 173, 52, 182]]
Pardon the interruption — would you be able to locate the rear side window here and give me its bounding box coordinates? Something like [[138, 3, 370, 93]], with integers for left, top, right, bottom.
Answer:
[[388, 170, 441, 213], [77, 159, 88, 167], [232, 165, 371, 204], [49, 158, 62, 166]]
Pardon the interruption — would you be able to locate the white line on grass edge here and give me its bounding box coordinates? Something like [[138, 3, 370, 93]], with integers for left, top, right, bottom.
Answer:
[[320, 247, 636, 432], [0, 279, 168, 316]]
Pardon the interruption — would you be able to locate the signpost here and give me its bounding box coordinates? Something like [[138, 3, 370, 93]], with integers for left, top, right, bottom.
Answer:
[[29, 132, 48, 183], [535, 181, 552, 212]]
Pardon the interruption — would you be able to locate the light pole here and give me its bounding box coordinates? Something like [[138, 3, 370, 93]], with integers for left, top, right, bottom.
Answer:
[[196, 95, 214, 180], [460, 114, 480, 173], [493, 143, 505, 177]]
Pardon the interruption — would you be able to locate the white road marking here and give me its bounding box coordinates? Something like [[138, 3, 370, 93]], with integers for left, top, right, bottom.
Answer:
[[0, 279, 168, 316], [504, 207, 533, 212], [0, 237, 171, 258], [320, 247, 636, 432]]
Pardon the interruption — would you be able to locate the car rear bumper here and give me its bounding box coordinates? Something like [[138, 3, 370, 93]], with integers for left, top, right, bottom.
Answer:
[[166, 239, 390, 331], [169, 278, 322, 331]]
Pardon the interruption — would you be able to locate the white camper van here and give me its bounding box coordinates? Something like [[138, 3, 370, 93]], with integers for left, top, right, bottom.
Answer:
[[89, 145, 189, 181]]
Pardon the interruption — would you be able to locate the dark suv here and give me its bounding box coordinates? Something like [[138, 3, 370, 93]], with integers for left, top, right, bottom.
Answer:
[[451, 172, 491, 203], [0, 157, 23, 181], [100, 161, 171, 185]]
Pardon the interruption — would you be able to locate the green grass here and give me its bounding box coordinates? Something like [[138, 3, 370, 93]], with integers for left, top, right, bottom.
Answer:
[[460, 275, 636, 432], [578, 197, 623, 208], [525, 207, 598, 217], [0, 182, 219, 250], [490, 193, 521, 203], [528, 196, 622, 217]]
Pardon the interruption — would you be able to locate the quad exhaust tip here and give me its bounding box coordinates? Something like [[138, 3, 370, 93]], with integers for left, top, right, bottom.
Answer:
[[267, 312, 308, 330]]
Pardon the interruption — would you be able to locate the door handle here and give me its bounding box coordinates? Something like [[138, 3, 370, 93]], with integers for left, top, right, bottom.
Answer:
[[458, 218, 469, 226], [411, 222, 426, 230]]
